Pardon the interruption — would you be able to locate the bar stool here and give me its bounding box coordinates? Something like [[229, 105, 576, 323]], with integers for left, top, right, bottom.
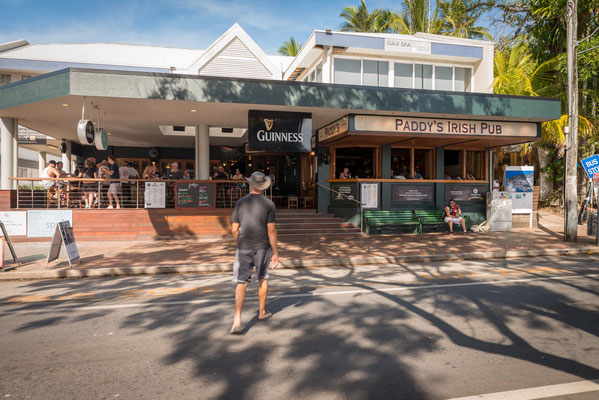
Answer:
[[46, 187, 60, 208], [287, 196, 299, 209]]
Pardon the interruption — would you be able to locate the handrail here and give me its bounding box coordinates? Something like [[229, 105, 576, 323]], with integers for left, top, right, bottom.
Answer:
[[315, 181, 364, 233]]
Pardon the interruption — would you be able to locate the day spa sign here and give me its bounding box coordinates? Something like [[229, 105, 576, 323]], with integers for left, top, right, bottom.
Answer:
[[354, 116, 538, 137], [248, 110, 312, 152]]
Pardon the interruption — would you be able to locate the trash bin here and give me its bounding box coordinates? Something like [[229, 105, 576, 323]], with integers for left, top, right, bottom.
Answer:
[[588, 212, 598, 236]]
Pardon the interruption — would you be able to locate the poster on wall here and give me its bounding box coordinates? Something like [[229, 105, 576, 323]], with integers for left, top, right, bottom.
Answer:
[[145, 182, 166, 208], [392, 185, 434, 202], [331, 183, 358, 203], [360, 183, 379, 209], [504, 166, 534, 213], [0, 211, 27, 236], [27, 210, 73, 238], [444, 185, 486, 202]]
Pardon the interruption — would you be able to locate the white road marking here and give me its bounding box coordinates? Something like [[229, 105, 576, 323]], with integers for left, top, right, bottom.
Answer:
[[447, 379, 599, 400], [1, 273, 597, 314]]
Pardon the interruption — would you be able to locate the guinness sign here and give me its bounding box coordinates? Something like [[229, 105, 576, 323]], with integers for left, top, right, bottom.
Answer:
[[77, 119, 95, 145], [248, 111, 312, 152]]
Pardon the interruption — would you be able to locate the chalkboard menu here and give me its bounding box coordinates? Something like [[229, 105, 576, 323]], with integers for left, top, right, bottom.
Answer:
[[176, 182, 215, 208]]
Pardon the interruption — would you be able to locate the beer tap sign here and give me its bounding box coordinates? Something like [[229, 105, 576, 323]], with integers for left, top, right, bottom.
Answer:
[[76, 98, 95, 145]]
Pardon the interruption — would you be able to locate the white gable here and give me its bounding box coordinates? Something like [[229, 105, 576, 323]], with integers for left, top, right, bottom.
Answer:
[[187, 23, 280, 79]]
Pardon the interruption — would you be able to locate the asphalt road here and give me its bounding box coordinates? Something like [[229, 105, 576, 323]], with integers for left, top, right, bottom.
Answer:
[[1, 255, 599, 400]]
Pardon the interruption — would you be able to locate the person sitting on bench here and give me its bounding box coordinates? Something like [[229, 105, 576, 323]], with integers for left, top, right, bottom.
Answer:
[[444, 199, 468, 234]]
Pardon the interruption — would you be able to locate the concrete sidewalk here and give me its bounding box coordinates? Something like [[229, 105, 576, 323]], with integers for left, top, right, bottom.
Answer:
[[1, 212, 596, 280]]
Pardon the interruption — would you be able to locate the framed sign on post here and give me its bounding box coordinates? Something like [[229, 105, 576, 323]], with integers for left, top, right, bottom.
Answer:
[[360, 183, 379, 209], [144, 182, 166, 208]]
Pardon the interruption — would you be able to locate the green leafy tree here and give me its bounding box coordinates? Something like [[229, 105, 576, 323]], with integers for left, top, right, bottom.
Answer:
[[385, 0, 441, 34], [339, 0, 384, 32], [437, 0, 493, 40], [278, 37, 303, 57]]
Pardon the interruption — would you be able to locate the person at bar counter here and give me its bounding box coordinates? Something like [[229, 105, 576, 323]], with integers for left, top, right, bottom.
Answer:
[[106, 155, 121, 209], [339, 167, 351, 179], [40, 160, 62, 191], [413, 168, 423, 179], [444, 199, 468, 235], [213, 166, 228, 180], [231, 169, 244, 180], [142, 165, 158, 179], [78, 158, 97, 209], [166, 162, 186, 180]]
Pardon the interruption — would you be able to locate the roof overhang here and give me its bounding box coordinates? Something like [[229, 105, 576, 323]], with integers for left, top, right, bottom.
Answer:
[[0, 68, 560, 149]]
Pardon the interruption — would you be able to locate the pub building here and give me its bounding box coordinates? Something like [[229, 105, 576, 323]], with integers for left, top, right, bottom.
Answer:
[[0, 24, 560, 238]]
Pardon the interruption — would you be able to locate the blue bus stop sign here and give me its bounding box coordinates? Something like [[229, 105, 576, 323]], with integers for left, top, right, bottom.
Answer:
[[581, 154, 599, 179]]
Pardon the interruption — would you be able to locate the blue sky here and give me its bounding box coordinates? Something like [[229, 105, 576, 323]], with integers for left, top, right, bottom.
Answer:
[[0, 0, 453, 54]]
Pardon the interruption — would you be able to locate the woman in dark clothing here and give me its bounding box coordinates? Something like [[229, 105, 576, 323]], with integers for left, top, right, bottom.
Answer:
[[79, 158, 98, 209]]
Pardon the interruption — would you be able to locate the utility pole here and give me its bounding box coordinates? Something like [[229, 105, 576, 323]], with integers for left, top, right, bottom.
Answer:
[[564, 0, 579, 242]]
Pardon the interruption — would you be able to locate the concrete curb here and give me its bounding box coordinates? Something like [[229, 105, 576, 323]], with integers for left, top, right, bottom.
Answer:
[[0, 246, 596, 281]]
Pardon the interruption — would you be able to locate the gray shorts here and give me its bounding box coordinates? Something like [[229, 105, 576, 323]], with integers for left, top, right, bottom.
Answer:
[[232, 248, 272, 284], [107, 182, 121, 194]]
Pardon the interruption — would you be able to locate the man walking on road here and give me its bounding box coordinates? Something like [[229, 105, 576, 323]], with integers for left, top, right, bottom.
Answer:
[[230, 171, 279, 334]]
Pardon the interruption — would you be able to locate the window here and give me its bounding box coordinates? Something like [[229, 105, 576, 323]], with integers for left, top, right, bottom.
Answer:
[[444, 150, 462, 179], [391, 149, 411, 178], [435, 66, 453, 91], [454, 67, 472, 92], [21, 75, 32, 81], [363, 60, 388, 87], [466, 150, 485, 180], [0, 74, 10, 85], [316, 62, 323, 82], [415, 64, 433, 89], [334, 58, 361, 85], [335, 147, 376, 178], [414, 149, 433, 179], [394, 63, 413, 88]]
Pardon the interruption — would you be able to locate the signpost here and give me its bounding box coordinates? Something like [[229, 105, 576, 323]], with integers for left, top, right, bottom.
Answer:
[[46, 220, 80, 268], [581, 154, 599, 179]]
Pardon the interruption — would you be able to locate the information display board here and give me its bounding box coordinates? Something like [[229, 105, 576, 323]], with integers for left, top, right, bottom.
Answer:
[[331, 183, 358, 203], [144, 182, 166, 208], [176, 182, 215, 208], [392, 185, 434, 202], [0, 211, 27, 236], [504, 166, 534, 213], [360, 183, 379, 209], [27, 210, 73, 238], [444, 185, 486, 202]]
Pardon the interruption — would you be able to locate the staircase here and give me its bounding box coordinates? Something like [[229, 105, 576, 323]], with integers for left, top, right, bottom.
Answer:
[[276, 209, 362, 238], [67, 208, 361, 241]]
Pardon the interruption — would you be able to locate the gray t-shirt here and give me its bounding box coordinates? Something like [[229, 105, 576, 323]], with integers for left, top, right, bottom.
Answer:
[[231, 194, 276, 250]]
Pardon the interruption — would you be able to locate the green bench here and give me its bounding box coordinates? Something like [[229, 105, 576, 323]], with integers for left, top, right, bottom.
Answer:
[[414, 209, 469, 233], [363, 210, 420, 234]]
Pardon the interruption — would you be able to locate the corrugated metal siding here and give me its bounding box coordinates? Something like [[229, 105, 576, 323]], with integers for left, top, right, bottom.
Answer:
[[199, 38, 272, 79]]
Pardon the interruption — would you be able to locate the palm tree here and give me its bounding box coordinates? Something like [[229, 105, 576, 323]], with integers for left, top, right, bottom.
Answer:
[[493, 42, 594, 199], [437, 0, 493, 40], [384, 0, 441, 35], [339, 0, 383, 33], [278, 37, 303, 57]]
